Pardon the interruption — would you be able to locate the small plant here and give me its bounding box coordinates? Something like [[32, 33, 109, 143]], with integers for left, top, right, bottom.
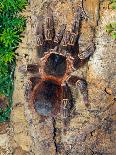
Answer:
[[110, 0, 116, 9], [0, 52, 15, 63], [0, 0, 28, 122], [0, 28, 21, 47], [0, 0, 27, 13], [106, 0, 116, 39], [106, 22, 116, 39]]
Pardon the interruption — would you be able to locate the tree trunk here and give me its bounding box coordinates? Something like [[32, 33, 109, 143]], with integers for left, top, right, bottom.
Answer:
[[0, 0, 115, 155]]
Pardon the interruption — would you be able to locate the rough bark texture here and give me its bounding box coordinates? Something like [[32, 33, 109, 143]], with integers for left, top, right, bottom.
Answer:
[[0, 0, 115, 155]]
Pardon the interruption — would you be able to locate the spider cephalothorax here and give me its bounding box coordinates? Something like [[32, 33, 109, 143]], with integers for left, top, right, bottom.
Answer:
[[19, 7, 95, 120]]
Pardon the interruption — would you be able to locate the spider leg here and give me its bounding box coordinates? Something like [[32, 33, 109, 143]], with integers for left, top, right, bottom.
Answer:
[[36, 8, 55, 57], [60, 30, 71, 53], [24, 76, 41, 102], [59, 7, 83, 55], [61, 83, 74, 125], [78, 42, 95, 60], [68, 7, 82, 47], [36, 15, 46, 58], [68, 76, 89, 106], [18, 63, 40, 74], [24, 80, 32, 102], [36, 16, 44, 46], [44, 8, 55, 42], [54, 24, 66, 46], [76, 79, 88, 106]]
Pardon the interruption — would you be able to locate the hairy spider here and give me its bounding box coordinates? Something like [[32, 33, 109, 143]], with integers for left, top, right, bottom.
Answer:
[[19, 7, 95, 121]]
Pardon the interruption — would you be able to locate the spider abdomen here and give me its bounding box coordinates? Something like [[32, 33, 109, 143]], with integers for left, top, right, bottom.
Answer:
[[33, 80, 62, 116]]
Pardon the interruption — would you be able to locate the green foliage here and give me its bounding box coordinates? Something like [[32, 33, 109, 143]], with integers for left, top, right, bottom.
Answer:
[[106, 0, 116, 39], [106, 22, 116, 39], [0, 0, 28, 123], [0, 28, 21, 47], [0, 107, 11, 122], [111, 0, 116, 2], [0, 52, 15, 63], [0, 0, 28, 13], [1, 14, 26, 32], [0, 62, 14, 123], [110, 0, 116, 9], [0, 62, 15, 96]]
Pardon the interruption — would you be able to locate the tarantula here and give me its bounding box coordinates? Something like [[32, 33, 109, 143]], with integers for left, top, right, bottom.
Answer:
[[19, 7, 95, 120]]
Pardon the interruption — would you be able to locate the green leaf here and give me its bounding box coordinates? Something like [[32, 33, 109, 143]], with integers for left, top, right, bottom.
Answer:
[[0, 28, 21, 47], [111, 22, 116, 29], [0, 52, 15, 63], [2, 107, 11, 117], [11, 16, 26, 32], [106, 21, 116, 39], [111, 32, 116, 39], [0, 0, 28, 13], [111, 3, 116, 9], [106, 24, 113, 33], [0, 116, 7, 122], [0, 108, 2, 113], [111, 0, 116, 3], [1, 15, 26, 33]]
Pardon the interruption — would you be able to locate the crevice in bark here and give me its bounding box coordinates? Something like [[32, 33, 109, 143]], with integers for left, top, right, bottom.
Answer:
[[96, 1, 101, 26], [52, 118, 58, 154]]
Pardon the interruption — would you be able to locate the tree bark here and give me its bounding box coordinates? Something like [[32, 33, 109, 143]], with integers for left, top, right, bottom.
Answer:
[[0, 0, 115, 155]]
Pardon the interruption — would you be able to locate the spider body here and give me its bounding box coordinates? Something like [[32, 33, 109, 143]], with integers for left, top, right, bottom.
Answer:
[[19, 7, 95, 120]]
